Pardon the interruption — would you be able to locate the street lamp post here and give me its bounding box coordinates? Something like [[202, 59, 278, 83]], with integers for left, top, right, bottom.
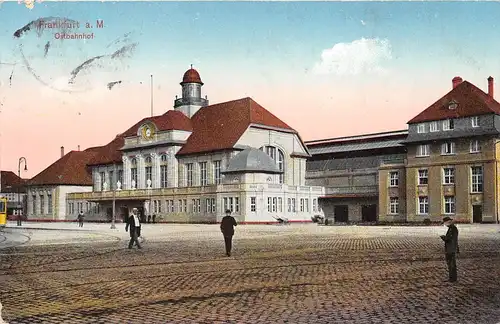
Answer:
[[17, 157, 27, 226]]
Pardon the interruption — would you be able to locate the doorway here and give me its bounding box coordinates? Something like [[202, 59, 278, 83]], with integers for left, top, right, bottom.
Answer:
[[472, 205, 482, 223], [362, 204, 377, 222], [334, 205, 349, 223]]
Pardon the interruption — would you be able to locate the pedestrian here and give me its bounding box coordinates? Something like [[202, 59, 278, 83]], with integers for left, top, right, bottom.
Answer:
[[77, 210, 84, 227], [125, 208, 142, 249], [220, 209, 237, 257], [440, 216, 459, 282]]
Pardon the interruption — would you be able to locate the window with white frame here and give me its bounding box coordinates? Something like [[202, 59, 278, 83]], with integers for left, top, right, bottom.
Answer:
[[153, 200, 158, 213], [170, 200, 174, 212], [417, 123, 426, 133], [418, 169, 428, 185], [430, 121, 439, 132], [442, 119, 454, 131], [278, 197, 283, 212], [471, 116, 479, 127], [389, 172, 399, 187], [470, 140, 481, 153], [416, 144, 430, 157], [287, 198, 291, 212], [145, 156, 153, 188], [100, 172, 105, 191], [118, 170, 123, 187], [272, 197, 277, 212], [131, 158, 138, 189], [160, 154, 168, 188], [186, 163, 193, 186], [235, 197, 239, 212], [211, 198, 216, 213], [389, 197, 399, 214], [206, 198, 211, 213], [262, 146, 285, 184], [300, 198, 304, 212], [47, 194, 52, 214], [224, 197, 239, 213], [313, 199, 317, 212], [192, 199, 197, 213], [291, 198, 296, 212], [267, 197, 272, 212], [418, 196, 429, 214], [40, 195, 45, 214], [443, 167, 455, 184], [305, 198, 309, 213], [444, 196, 455, 214], [196, 199, 201, 213], [166, 200, 171, 213], [183, 199, 187, 212], [178, 199, 183, 213], [158, 200, 162, 213], [199, 162, 207, 186], [109, 171, 115, 190], [250, 197, 256, 212], [441, 142, 455, 155], [214, 160, 222, 184], [471, 166, 483, 193]]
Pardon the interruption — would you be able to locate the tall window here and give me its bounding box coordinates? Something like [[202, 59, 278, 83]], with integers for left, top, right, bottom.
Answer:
[[471, 166, 483, 193], [262, 146, 285, 184], [131, 158, 138, 189], [32, 195, 36, 214], [47, 193, 52, 214], [389, 197, 399, 214], [211, 198, 216, 213], [250, 197, 256, 212], [417, 123, 426, 133], [278, 197, 283, 212], [287, 198, 291, 212], [389, 172, 399, 187], [291, 198, 296, 212], [186, 163, 193, 186], [430, 121, 439, 132], [441, 142, 455, 155], [300, 198, 304, 212], [109, 170, 114, 190], [178, 200, 183, 213], [206, 198, 211, 213], [192, 199, 197, 213], [214, 160, 222, 185], [145, 156, 153, 188], [199, 162, 207, 186], [416, 144, 430, 157], [313, 199, 317, 212], [100, 172, 105, 191], [40, 195, 45, 215], [418, 196, 429, 214], [444, 196, 455, 214], [442, 119, 454, 131], [470, 140, 481, 153], [304, 198, 309, 213], [471, 116, 479, 127], [223, 197, 239, 213], [118, 170, 123, 186], [443, 168, 455, 184], [196, 199, 201, 213], [160, 154, 168, 188], [267, 197, 272, 212], [418, 169, 428, 185]]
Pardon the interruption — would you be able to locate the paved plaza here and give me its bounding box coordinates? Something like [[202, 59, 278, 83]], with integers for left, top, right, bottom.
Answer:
[[1, 222, 500, 324]]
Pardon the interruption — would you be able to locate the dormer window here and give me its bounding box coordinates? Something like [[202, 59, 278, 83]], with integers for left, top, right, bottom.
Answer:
[[417, 123, 426, 133], [430, 121, 439, 132], [448, 100, 458, 110], [442, 119, 454, 131], [471, 116, 479, 127]]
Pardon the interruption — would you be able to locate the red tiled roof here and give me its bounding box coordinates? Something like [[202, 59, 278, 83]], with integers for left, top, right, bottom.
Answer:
[[408, 80, 500, 124], [181, 68, 203, 85], [1, 171, 27, 193], [29, 147, 101, 186], [176, 97, 295, 156]]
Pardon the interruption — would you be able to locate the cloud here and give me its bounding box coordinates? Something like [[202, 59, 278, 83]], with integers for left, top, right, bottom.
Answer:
[[313, 38, 392, 76]]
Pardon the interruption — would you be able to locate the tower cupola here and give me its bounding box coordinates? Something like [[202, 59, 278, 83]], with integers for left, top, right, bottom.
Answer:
[[174, 65, 209, 118]]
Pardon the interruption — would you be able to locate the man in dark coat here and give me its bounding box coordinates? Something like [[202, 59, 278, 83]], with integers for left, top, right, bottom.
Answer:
[[440, 216, 459, 282], [125, 208, 142, 249], [220, 209, 237, 257], [77, 211, 84, 227]]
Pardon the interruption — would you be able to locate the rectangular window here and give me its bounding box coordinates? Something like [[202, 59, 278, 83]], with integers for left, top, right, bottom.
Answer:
[[418, 169, 428, 185], [250, 197, 256, 212], [470, 140, 481, 153], [214, 160, 222, 185], [131, 168, 138, 188], [118, 170, 123, 187], [291, 198, 296, 212], [186, 163, 193, 186], [211, 198, 216, 213], [160, 165, 168, 188], [153, 200, 158, 213], [443, 167, 455, 184], [183, 199, 187, 212], [441, 142, 455, 155], [471, 166, 483, 193], [471, 116, 479, 127], [389, 172, 399, 187], [416, 144, 430, 157], [109, 171, 114, 190], [40, 195, 45, 214], [444, 196, 455, 214], [229, 197, 234, 213], [47, 194, 52, 214], [170, 200, 174, 212], [196, 199, 201, 213], [224, 197, 229, 212], [145, 166, 152, 187], [206, 198, 211, 213], [418, 196, 429, 214], [199, 162, 207, 186], [32, 195, 36, 214], [313, 199, 317, 212], [300, 198, 304, 212], [178, 199, 183, 213], [305, 198, 309, 212], [100, 172, 105, 191], [272, 197, 277, 212], [235, 197, 239, 212], [389, 197, 399, 214], [166, 200, 170, 213], [267, 197, 272, 212], [158, 200, 162, 213], [278, 197, 283, 212], [442, 119, 454, 131], [430, 121, 439, 132], [192, 199, 197, 213], [417, 123, 426, 133]]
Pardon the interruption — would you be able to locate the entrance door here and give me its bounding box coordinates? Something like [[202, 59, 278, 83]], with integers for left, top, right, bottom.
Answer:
[[473, 205, 483, 223], [362, 205, 377, 222], [334, 205, 349, 223]]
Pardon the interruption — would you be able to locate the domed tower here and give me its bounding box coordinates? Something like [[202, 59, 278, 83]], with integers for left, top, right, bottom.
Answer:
[[174, 65, 209, 118]]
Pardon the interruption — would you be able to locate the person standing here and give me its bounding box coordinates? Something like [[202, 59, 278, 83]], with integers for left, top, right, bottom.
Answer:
[[440, 216, 459, 282], [220, 209, 237, 257], [125, 208, 142, 249], [77, 211, 84, 227]]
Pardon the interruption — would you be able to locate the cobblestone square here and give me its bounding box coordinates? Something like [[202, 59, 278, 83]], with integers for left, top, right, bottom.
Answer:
[[1, 224, 500, 323]]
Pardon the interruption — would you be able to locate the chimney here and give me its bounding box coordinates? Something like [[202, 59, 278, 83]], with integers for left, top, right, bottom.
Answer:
[[60, 146, 64, 158], [452, 76, 463, 89], [488, 76, 494, 98], [77, 145, 80, 151]]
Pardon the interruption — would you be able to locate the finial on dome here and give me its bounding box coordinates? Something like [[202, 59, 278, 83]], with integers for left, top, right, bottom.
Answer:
[[190, 64, 193, 69]]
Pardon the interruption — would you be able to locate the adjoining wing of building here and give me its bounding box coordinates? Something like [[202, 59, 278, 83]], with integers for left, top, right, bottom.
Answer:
[[26, 67, 324, 224], [25, 73, 500, 224]]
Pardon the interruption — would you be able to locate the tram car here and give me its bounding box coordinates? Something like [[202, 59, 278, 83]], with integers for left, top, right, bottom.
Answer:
[[0, 197, 7, 228]]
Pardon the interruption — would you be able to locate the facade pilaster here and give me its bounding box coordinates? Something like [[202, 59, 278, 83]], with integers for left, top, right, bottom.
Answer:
[[122, 156, 130, 190], [151, 152, 160, 189], [136, 154, 145, 189]]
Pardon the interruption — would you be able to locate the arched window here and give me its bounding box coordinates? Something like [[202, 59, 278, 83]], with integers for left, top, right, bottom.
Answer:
[[160, 154, 168, 188], [131, 158, 138, 188], [261, 146, 285, 184], [145, 156, 153, 187]]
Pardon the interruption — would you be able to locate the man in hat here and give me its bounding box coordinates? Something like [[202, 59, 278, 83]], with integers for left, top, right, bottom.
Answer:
[[125, 208, 142, 249], [440, 216, 459, 282], [220, 209, 237, 257]]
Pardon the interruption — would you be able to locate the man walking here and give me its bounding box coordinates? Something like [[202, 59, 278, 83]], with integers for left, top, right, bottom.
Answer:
[[220, 209, 237, 257], [125, 208, 142, 249], [77, 210, 84, 227], [440, 216, 459, 282]]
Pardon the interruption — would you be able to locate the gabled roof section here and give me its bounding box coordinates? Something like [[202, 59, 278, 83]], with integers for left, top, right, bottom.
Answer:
[[408, 80, 500, 124], [121, 110, 192, 137], [29, 147, 101, 186], [177, 97, 295, 156], [1, 171, 28, 193], [87, 135, 125, 166]]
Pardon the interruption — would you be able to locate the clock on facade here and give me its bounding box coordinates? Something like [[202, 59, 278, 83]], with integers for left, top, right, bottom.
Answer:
[[142, 124, 154, 140]]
